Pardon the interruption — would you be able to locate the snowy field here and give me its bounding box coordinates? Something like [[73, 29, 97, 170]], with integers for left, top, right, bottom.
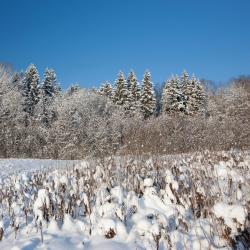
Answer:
[[0, 151, 249, 250]]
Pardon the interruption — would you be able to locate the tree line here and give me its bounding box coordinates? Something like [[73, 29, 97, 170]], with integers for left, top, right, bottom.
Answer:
[[99, 70, 206, 118], [0, 63, 249, 159]]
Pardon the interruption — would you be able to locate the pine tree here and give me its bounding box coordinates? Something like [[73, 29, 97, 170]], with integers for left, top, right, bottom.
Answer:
[[140, 71, 156, 118], [162, 77, 173, 113], [179, 70, 190, 113], [42, 68, 60, 98], [38, 68, 60, 126], [22, 64, 40, 121], [187, 75, 206, 115], [127, 71, 140, 109], [99, 81, 113, 99], [113, 71, 130, 110], [182, 74, 206, 115], [194, 78, 206, 114], [162, 75, 185, 114], [180, 70, 189, 87], [163, 71, 206, 115]]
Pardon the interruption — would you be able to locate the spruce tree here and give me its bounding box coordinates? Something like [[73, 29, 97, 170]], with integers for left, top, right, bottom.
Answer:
[[183, 74, 206, 115], [38, 68, 60, 126], [127, 71, 141, 112], [162, 77, 174, 113], [162, 75, 184, 114], [127, 71, 140, 101], [188, 75, 206, 114], [113, 71, 130, 110], [140, 71, 156, 118], [194, 78, 206, 114], [163, 71, 206, 115], [22, 64, 40, 121], [42, 68, 59, 97], [179, 70, 190, 113]]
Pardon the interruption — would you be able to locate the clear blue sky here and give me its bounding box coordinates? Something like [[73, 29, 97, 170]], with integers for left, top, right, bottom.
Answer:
[[1, 0, 250, 88]]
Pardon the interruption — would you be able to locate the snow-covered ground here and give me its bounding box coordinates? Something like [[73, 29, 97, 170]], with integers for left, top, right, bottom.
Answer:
[[0, 159, 80, 178], [0, 151, 249, 250]]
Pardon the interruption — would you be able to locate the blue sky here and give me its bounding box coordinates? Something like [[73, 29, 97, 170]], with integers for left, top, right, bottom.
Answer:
[[1, 0, 250, 88]]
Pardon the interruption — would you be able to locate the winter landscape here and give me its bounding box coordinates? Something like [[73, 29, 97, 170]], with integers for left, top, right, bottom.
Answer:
[[1, 1, 250, 249]]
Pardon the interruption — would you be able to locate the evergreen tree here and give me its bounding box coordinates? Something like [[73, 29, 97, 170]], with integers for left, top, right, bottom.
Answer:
[[22, 64, 40, 121], [180, 70, 189, 87], [140, 71, 156, 118], [127, 71, 140, 102], [38, 68, 60, 126], [113, 71, 130, 110], [182, 74, 206, 115], [127, 71, 141, 112], [179, 70, 190, 113], [99, 81, 113, 99], [154, 82, 164, 115], [163, 71, 206, 115], [194, 78, 206, 114], [42, 68, 60, 98], [162, 75, 185, 114]]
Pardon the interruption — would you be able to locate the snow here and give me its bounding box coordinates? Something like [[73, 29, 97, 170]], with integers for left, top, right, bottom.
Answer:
[[0, 151, 249, 249], [143, 178, 153, 187], [33, 189, 50, 223], [213, 202, 247, 234]]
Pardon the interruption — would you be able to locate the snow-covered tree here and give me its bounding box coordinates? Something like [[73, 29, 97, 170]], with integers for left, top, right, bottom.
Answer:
[[42, 68, 60, 98], [192, 76, 206, 114], [22, 64, 40, 120], [179, 70, 190, 113], [37, 68, 60, 126], [99, 81, 113, 99], [0, 65, 24, 157], [182, 73, 206, 115], [140, 71, 156, 118], [112, 71, 130, 110], [180, 70, 189, 87], [154, 82, 164, 115], [162, 75, 186, 114], [163, 71, 206, 115], [127, 71, 140, 112]]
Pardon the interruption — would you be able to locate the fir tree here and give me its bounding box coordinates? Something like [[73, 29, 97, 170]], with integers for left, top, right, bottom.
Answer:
[[22, 64, 40, 121], [113, 71, 130, 110], [180, 70, 189, 87], [179, 70, 190, 113], [127, 71, 140, 102], [194, 78, 206, 114], [38, 68, 60, 126], [163, 71, 206, 115], [126, 71, 141, 113], [162, 75, 185, 114], [140, 71, 156, 118], [42, 68, 60, 98], [154, 82, 164, 115], [182, 74, 206, 115]]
